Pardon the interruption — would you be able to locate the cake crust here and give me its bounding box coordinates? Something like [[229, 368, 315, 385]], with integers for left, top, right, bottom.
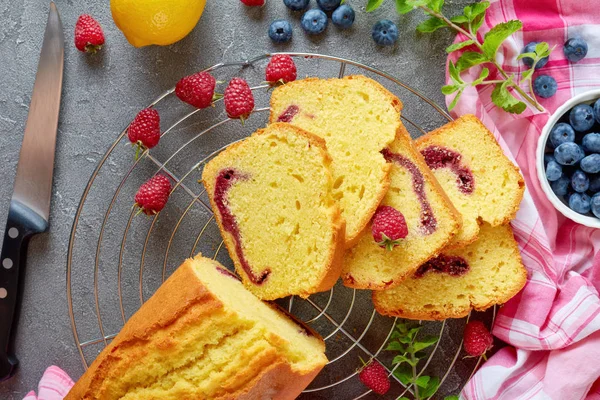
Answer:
[[66, 256, 327, 400]]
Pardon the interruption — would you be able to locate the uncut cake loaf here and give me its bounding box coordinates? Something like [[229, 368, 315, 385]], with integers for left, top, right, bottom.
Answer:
[[373, 223, 527, 320], [342, 122, 462, 290], [415, 114, 525, 248], [270, 76, 402, 247], [202, 123, 345, 300], [66, 255, 328, 400]]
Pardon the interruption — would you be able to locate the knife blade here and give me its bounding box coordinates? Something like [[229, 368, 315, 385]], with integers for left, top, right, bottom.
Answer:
[[0, 2, 64, 381]]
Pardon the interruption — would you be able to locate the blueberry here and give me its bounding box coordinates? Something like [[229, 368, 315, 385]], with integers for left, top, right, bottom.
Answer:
[[550, 123, 575, 148], [591, 193, 600, 218], [581, 154, 600, 174], [301, 9, 328, 35], [570, 104, 595, 132], [569, 192, 591, 214], [594, 99, 600, 124], [284, 0, 310, 11], [268, 20, 293, 43], [331, 4, 355, 28], [533, 75, 557, 98], [372, 20, 398, 46], [544, 154, 556, 165], [521, 41, 549, 69], [583, 133, 600, 153], [551, 174, 570, 196], [546, 160, 563, 181], [316, 0, 340, 11], [564, 38, 588, 63], [571, 170, 590, 192], [554, 142, 585, 165], [589, 175, 600, 193]]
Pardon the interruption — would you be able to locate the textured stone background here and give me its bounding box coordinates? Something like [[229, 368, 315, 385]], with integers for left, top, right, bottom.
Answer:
[[0, 0, 476, 398]]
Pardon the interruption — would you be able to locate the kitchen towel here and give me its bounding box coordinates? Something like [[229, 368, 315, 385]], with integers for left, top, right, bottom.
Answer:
[[23, 366, 73, 400], [446, 0, 600, 399]]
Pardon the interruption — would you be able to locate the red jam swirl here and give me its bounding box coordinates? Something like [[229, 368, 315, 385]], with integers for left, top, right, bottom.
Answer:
[[216, 266, 240, 280], [420, 146, 474, 195], [414, 254, 469, 278], [381, 148, 437, 235], [277, 105, 300, 122], [214, 169, 270, 285]]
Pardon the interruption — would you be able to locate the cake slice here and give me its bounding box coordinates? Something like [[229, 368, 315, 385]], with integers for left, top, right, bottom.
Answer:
[[414, 114, 525, 248], [342, 123, 461, 290], [270, 75, 402, 247], [202, 122, 345, 300], [66, 255, 328, 400], [373, 223, 527, 320]]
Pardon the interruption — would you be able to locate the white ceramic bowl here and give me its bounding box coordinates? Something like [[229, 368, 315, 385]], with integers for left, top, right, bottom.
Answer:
[[537, 89, 600, 228]]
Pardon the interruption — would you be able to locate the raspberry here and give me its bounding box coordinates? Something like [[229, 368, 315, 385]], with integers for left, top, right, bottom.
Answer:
[[463, 321, 494, 358], [128, 108, 161, 154], [371, 205, 408, 251], [175, 72, 218, 109], [224, 78, 255, 120], [134, 175, 172, 215], [358, 360, 390, 395], [266, 55, 297, 84], [240, 0, 265, 5], [74, 15, 105, 53]]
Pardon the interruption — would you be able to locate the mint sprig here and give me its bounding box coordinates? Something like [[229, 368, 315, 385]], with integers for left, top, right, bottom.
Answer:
[[368, 0, 553, 114]]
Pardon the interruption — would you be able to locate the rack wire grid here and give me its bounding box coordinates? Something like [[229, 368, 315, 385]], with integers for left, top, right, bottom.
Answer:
[[66, 52, 494, 399]]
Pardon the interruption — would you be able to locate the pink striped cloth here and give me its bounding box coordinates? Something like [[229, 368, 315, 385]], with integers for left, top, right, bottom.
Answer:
[[22, 366, 73, 400], [447, 0, 600, 399]]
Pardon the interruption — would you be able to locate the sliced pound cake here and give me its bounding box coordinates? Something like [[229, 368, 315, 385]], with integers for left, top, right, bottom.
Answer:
[[373, 223, 527, 320], [415, 114, 525, 248], [270, 76, 402, 247], [202, 122, 345, 300], [66, 255, 328, 400], [342, 122, 462, 290]]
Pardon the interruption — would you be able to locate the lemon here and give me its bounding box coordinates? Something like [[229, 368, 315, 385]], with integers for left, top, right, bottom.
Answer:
[[111, 0, 207, 47]]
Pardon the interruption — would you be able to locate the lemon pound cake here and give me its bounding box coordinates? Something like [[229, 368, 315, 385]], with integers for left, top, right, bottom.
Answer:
[[415, 114, 525, 248], [66, 255, 328, 400], [342, 123, 461, 289], [270, 76, 402, 247], [202, 123, 345, 300], [373, 223, 527, 320]]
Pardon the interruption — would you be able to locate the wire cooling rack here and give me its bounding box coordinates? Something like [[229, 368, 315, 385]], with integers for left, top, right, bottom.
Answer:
[[66, 52, 494, 399]]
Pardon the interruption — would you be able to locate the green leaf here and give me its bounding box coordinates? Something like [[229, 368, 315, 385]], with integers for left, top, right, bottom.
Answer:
[[416, 17, 447, 33], [448, 60, 464, 84], [366, 0, 385, 12], [444, 396, 460, 400], [491, 81, 527, 114], [450, 15, 469, 24], [535, 42, 550, 58], [415, 375, 431, 388], [407, 327, 422, 339], [470, 1, 490, 19], [455, 51, 488, 72], [446, 40, 475, 53], [516, 52, 536, 60], [398, 397, 411, 400], [521, 68, 534, 81], [472, 67, 490, 85], [448, 88, 464, 111], [427, 0, 444, 13], [419, 376, 441, 398], [463, 4, 473, 19], [392, 354, 412, 365], [397, 322, 408, 333], [396, 0, 428, 13], [414, 350, 428, 359], [481, 20, 523, 59], [471, 13, 485, 32], [442, 85, 458, 95], [413, 335, 440, 351], [386, 341, 406, 351], [392, 364, 413, 385]]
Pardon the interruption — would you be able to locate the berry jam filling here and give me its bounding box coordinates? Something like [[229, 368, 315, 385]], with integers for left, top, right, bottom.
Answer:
[[381, 149, 437, 235], [277, 105, 300, 122], [420, 146, 474, 195], [216, 266, 240, 280], [214, 168, 270, 285], [414, 254, 469, 278]]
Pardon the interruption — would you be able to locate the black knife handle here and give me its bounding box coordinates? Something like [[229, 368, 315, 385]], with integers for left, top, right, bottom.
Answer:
[[0, 200, 47, 381]]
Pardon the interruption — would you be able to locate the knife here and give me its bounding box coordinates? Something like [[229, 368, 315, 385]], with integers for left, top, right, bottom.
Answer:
[[0, 2, 64, 381]]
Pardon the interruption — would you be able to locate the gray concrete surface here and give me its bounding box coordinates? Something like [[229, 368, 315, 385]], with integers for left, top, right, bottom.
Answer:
[[0, 0, 475, 398]]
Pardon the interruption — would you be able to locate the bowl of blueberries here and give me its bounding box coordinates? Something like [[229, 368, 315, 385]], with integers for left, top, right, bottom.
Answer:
[[538, 89, 600, 228]]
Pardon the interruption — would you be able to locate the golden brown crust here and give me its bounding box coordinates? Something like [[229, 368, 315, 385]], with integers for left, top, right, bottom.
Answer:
[[66, 256, 326, 400], [341, 122, 462, 290], [201, 123, 345, 299], [268, 75, 403, 247], [372, 225, 528, 321]]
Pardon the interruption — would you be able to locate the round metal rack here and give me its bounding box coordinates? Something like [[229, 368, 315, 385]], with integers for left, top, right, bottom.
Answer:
[[66, 52, 492, 399]]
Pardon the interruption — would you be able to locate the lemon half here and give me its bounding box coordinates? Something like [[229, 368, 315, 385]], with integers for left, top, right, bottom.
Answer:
[[111, 0, 207, 47]]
